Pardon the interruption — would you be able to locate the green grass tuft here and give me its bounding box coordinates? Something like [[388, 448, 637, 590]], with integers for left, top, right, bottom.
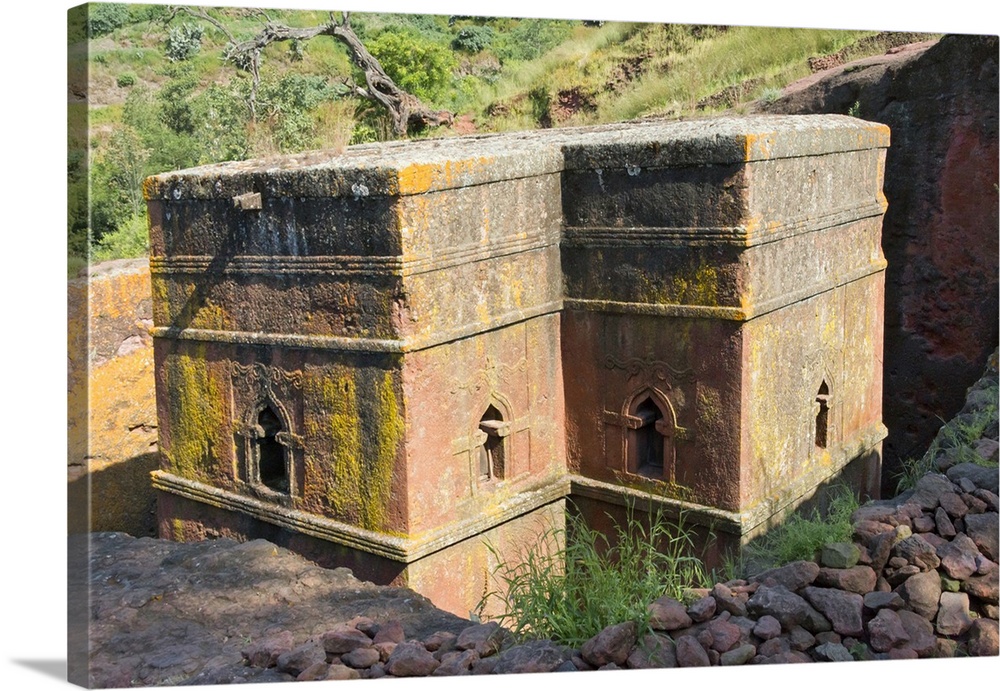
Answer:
[[478, 504, 710, 647], [894, 378, 998, 493], [743, 485, 858, 570]]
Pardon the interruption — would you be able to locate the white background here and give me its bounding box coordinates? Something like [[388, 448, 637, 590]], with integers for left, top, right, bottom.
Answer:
[[2, 0, 997, 689]]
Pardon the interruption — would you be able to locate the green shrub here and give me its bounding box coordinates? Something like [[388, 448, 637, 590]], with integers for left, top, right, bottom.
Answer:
[[87, 3, 129, 37], [116, 72, 136, 88], [256, 74, 337, 152], [130, 4, 171, 23], [196, 83, 252, 162], [165, 23, 204, 63], [92, 213, 149, 262], [493, 19, 573, 63], [453, 25, 495, 53], [368, 29, 456, 102], [528, 86, 552, 126], [479, 505, 710, 647], [759, 86, 783, 104], [349, 122, 378, 145], [158, 76, 199, 135]]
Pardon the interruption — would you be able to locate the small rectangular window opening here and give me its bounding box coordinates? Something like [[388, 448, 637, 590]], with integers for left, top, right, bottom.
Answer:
[[815, 382, 830, 449]]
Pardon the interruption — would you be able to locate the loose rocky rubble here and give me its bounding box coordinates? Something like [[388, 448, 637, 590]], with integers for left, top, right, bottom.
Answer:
[[82, 358, 999, 685]]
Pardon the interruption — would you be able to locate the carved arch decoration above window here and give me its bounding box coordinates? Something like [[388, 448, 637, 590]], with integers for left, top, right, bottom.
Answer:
[[472, 394, 513, 484], [235, 394, 303, 500], [622, 387, 678, 483], [231, 363, 304, 505]]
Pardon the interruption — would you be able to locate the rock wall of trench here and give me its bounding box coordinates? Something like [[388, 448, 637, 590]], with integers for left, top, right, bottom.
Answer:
[[68, 259, 158, 537]]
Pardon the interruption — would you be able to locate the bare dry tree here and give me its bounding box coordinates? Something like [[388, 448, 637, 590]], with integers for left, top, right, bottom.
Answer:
[[166, 6, 453, 136]]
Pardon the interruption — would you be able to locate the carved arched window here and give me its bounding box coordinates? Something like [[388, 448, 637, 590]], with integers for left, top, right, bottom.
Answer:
[[476, 404, 510, 482], [626, 391, 676, 481], [253, 405, 290, 494], [815, 381, 830, 449]]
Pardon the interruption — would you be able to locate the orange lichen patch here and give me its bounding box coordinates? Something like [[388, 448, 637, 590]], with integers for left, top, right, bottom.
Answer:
[[142, 176, 158, 201], [744, 131, 776, 161], [85, 349, 158, 470], [396, 157, 496, 196], [89, 268, 152, 322], [72, 345, 160, 536]]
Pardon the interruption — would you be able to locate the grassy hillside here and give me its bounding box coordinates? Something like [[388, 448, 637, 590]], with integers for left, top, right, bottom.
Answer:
[[67, 3, 938, 272]]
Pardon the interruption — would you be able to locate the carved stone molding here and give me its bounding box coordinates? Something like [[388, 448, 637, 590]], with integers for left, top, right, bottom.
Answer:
[[231, 362, 304, 393], [604, 355, 694, 383], [450, 355, 527, 396]]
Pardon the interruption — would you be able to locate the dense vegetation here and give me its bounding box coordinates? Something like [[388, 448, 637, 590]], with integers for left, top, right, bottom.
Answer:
[[67, 4, 938, 274]]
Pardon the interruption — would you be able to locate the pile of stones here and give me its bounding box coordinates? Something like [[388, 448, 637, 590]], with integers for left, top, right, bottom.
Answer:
[[241, 617, 575, 679], [240, 356, 999, 679]]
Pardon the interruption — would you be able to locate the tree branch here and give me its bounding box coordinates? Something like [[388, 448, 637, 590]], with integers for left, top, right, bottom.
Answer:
[[166, 5, 236, 44], [170, 7, 453, 136]]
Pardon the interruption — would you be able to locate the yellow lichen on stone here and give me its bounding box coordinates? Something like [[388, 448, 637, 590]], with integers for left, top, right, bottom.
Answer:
[[397, 157, 495, 196], [142, 176, 158, 201], [307, 368, 362, 519], [697, 385, 723, 427], [669, 257, 720, 306], [364, 370, 405, 532], [150, 276, 169, 319], [194, 300, 232, 331], [304, 367, 404, 532], [164, 347, 226, 483], [399, 196, 430, 258]]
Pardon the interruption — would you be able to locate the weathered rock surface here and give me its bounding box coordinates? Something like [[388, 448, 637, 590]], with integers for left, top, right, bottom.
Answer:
[[625, 634, 677, 669], [385, 642, 440, 677], [68, 260, 159, 539], [647, 595, 693, 631], [802, 587, 864, 637], [964, 512, 1000, 561], [753, 561, 820, 591], [674, 636, 711, 667], [747, 585, 830, 633], [867, 609, 910, 652], [492, 640, 568, 675]]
